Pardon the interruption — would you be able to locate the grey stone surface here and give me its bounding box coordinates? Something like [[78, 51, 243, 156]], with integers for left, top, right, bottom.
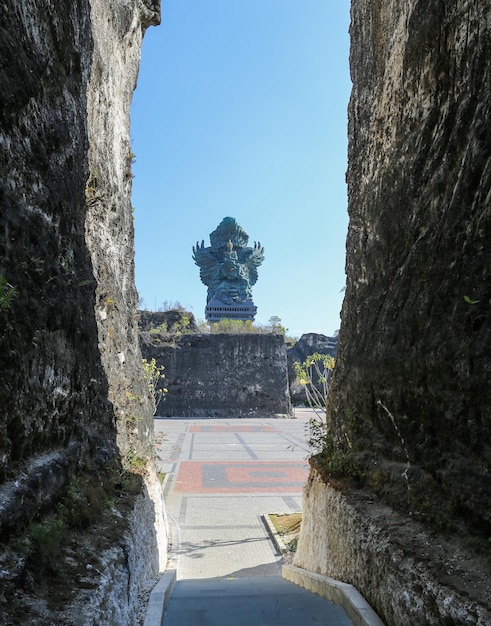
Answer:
[[143, 569, 176, 626], [295, 2, 491, 623], [141, 333, 292, 417], [164, 577, 352, 626], [0, 1, 167, 622], [330, 0, 491, 532], [283, 565, 386, 626], [294, 470, 491, 625]]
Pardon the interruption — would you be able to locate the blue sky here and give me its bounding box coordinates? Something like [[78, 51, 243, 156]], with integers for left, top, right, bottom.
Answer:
[[131, 0, 351, 338]]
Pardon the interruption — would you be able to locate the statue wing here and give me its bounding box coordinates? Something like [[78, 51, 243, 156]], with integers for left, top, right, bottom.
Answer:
[[240, 241, 264, 286], [192, 241, 219, 286]]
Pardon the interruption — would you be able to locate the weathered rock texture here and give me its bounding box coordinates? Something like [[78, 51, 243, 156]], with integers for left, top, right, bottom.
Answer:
[[85, 0, 161, 466], [294, 471, 491, 626], [287, 333, 338, 405], [0, 1, 166, 623], [297, 1, 491, 624], [0, 0, 105, 499], [140, 333, 292, 417], [337, 0, 491, 531], [139, 309, 199, 334]]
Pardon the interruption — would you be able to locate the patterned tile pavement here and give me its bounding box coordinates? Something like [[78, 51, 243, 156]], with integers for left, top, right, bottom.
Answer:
[[154, 412, 314, 580], [154, 412, 354, 625], [174, 460, 308, 493]]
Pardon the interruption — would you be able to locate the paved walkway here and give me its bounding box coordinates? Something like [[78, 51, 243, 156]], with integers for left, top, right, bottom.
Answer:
[[154, 410, 354, 625]]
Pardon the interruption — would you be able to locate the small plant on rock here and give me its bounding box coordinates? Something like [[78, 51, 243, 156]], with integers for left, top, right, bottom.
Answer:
[[293, 352, 335, 419], [0, 275, 17, 310], [142, 357, 167, 415], [293, 353, 351, 476]]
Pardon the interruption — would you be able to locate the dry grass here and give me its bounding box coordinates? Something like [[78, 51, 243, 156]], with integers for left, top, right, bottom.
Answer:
[[269, 513, 302, 554], [269, 513, 302, 535]]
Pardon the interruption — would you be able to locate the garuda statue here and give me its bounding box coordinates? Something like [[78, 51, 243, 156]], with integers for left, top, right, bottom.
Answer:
[[192, 218, 265, 314]]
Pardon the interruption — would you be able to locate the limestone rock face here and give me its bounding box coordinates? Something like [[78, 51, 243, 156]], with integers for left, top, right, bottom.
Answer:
[[140, 333, 293, 417], [0, 0, 166, 622], [0, 0, 108, 509], [139, 309, 199, 334], [294, 469, 491, 625], [332, 0, 491, 532], [85, 0, 161, 462], [295, 1, 491, 623]]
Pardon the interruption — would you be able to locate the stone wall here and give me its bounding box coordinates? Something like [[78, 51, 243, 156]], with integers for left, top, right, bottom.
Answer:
[[294, 1, 491, 624], [294, 469, 491, 625], [85, 0, 161, 466], [0, 1, 167, 622], [0, 0, 105, 497], [140, 333, 292, 417], [139, 309, 199, 334], [330, 0, 491, 534]]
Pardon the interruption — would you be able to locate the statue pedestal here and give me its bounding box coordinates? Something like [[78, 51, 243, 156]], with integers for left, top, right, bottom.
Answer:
[[205, 296, 257, 322]]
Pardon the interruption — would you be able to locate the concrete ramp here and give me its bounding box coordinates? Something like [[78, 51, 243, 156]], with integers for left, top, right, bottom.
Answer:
[[163, 576, 352, 626]]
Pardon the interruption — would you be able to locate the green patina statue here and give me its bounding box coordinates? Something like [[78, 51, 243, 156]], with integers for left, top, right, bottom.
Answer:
[[192, 217, 265, 322]]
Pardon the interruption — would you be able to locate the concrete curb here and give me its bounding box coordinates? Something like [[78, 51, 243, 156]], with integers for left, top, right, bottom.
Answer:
[[264, 514, 385, 625], [143, 569, 176, 626], [282, 564, 386, 626], [261, 513, 292, 556]]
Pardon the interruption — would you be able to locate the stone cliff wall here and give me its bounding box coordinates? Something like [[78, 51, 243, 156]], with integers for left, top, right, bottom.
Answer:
[[139, 309, 199, 334], [294, 471, 491, 625], [140, 333, 292, 417], [85, 0, 161, 468], [296, 1, 491, 624], [334, 0, 490, 535], [0, 0, 104, 505], [0, 1, 166, 623]]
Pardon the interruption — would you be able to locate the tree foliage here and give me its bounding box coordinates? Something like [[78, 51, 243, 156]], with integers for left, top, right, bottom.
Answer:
[[207, 316, 296, 341]]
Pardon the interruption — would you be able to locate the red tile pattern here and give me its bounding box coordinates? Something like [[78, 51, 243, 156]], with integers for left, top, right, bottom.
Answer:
[[174, 461, 309, 494]]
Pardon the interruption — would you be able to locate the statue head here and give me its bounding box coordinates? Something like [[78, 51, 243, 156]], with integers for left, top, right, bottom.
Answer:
[[209, 217, 249, 250]]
